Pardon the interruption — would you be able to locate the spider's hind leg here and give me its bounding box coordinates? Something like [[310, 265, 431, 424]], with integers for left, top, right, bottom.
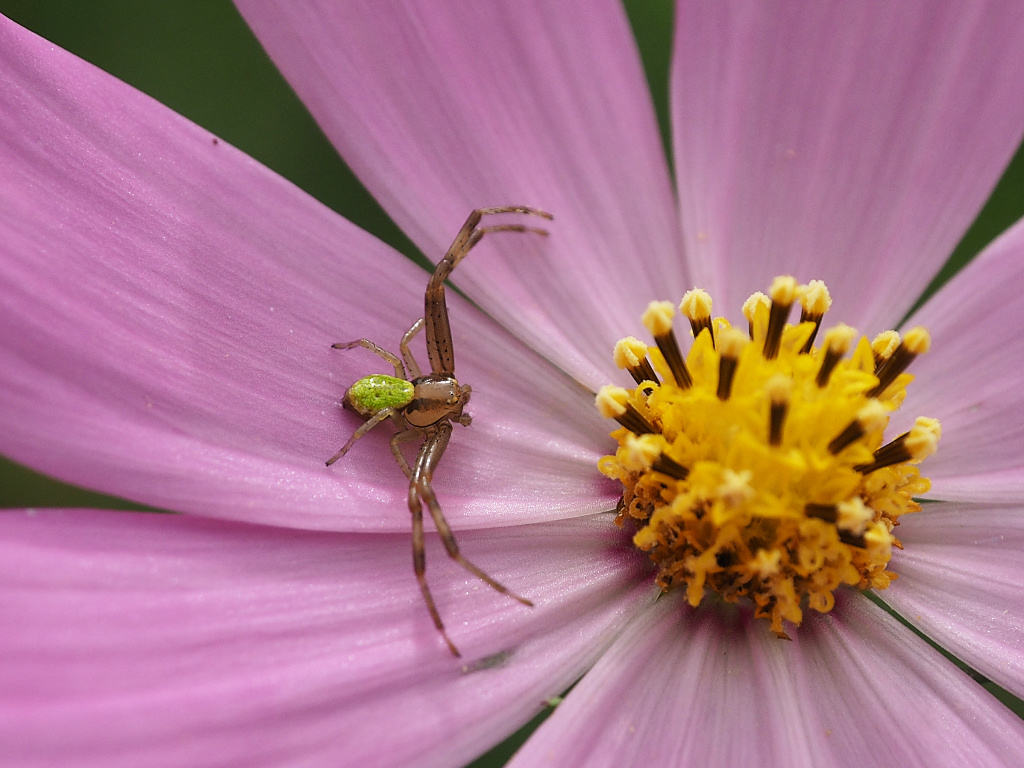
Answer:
[[406, 423, 533, 655]]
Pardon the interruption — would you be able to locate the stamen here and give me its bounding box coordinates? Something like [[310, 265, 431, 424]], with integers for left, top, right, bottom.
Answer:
[[742, 292, 769, 340], [716, 329, 746, 400], [642, 301, 693, 389], [766, 374, 791, 446], [763, 276, 798, 360], [828, 400, 888, 455], [868, 327, 930, 397], [872, 331, 901, 373], [680, 288, 714, 347], [856, 417, 941, 473], [595, 385, 657, 435], [804, 503, 837, 523], [798, 280, 831, 353], [815, 324, 856, 387], [614, 336, 660, 387], [652, 453, 690, 481]]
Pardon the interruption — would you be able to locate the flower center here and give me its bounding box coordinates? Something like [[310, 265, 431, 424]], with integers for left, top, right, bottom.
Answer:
[[595, 277, 940, 637]]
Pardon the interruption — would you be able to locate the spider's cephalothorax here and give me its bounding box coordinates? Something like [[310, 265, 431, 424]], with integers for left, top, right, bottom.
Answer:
[[327, 206, 552, 656]]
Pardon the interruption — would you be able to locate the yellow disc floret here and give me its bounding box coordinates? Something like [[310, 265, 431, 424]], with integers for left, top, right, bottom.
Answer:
[[596, 277, 939, 637]]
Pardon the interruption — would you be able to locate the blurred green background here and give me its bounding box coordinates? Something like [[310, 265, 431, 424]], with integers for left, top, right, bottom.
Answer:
[[0, 2, 1022, 765]]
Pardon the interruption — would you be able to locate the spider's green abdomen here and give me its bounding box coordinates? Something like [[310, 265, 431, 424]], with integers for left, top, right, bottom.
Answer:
[[345, 374, 415, 418]]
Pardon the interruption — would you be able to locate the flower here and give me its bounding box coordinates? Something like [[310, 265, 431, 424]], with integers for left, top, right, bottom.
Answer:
[[3, 2, 1024, 766]]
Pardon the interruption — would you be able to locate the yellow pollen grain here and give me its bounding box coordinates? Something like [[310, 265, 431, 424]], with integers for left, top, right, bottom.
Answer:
[[680, 288, 713, 322], [836, 498, 872, 535], [613, 336, 648, 370], [906, 418, 941, 461], [717, 327, 747, 358], [742, 292, 770, 325], [823, 323, 856, 354], [642, 301, 675, 337], [595, 384, 628, 419], [750, 549, 782, 579], [903, 326, 931, 355], [717, 469, 754, 506], [857, 400, 890, 433], [595, 278, 940, 639], [766, 373, 791, 404], [769, 275, 799, 305], [622, 434, 661, 471], [872, 330, 900, 360], [800, 280, 832, 316]]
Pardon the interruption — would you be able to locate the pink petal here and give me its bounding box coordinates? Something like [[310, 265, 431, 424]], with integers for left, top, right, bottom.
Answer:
[[896, 216, 1024, 501], [0, 17, 615, 531], [509, 591, 1024, 767], [671, 2, 1024, 332], [235, 0, 686, 390], [883, 502, 1024, 701], [0, 508, 653, 768]]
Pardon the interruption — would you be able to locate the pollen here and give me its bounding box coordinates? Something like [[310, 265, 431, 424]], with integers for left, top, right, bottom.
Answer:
[[596, 277, 939, 638]]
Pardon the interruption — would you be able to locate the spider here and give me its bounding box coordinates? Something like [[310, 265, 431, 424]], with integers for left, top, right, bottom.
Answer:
[[327, 206, 553, 656]]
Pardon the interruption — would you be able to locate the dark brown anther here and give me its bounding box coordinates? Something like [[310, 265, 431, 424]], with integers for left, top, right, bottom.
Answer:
[[652, 453, 689, 481], [797, 280, 831, 354], [815, 346, 843, 387], [867, 328, 930, 398], [655, 330, 693, 390], [616, 403, 658, 436], [769, 401, 787, 446], [643, 302, 693, 389], [763, 277, 798, 361], [828, 421, 866, 455], [804, 503, 838, 523], [854, 432, 911, 474]]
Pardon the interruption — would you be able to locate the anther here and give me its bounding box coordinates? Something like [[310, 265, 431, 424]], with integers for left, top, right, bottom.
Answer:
[[642, 301, 692, 389], [871, 331, 901, 374], [855, 417, 941, 474], [742, 292, 770, 341], [766, 374, 791, 446], [828, 400, 888, 455], [652, 453, 689, 481], [804, 503, 837, 523], [596, 384, 657, 435], [716, 328, 746, 400], [868, 327, 930, 398], [614, 336, 660, 388], [680, 289, 714, 347], [763, 276, 798, 360], [798, 280, 831, 353], [816, 324, 856, 387]]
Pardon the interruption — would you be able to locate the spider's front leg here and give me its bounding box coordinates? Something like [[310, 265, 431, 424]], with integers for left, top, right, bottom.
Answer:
[[424, 206, 552, 374], [408, 421, 533, 657]]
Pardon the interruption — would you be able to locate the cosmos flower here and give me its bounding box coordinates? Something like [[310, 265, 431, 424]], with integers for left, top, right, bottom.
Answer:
[[3, 2, 1024, 767]]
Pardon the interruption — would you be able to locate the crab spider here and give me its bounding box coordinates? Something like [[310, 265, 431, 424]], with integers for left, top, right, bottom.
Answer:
[[327, 206, 552, 656]]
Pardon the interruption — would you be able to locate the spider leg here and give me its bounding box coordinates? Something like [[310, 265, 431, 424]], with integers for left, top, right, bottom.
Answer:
[[331, 338, 405, 378], [399, 318, 425, 380], [424, 206, 553, 374], [389, 428, 421, 479], [325, 407, 399, 466], [408, 422, 533, 653]]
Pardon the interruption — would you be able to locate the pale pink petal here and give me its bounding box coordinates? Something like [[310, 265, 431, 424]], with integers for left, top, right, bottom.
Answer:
[[883, 502, 1024, 701], [509, 592, 1024, 767], [672, 1, 1024, 332], [894, 217, 1024, 501], [0, 508, 653, 768], [0, 17, 615, 531], [235, 0, 686, 390]]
